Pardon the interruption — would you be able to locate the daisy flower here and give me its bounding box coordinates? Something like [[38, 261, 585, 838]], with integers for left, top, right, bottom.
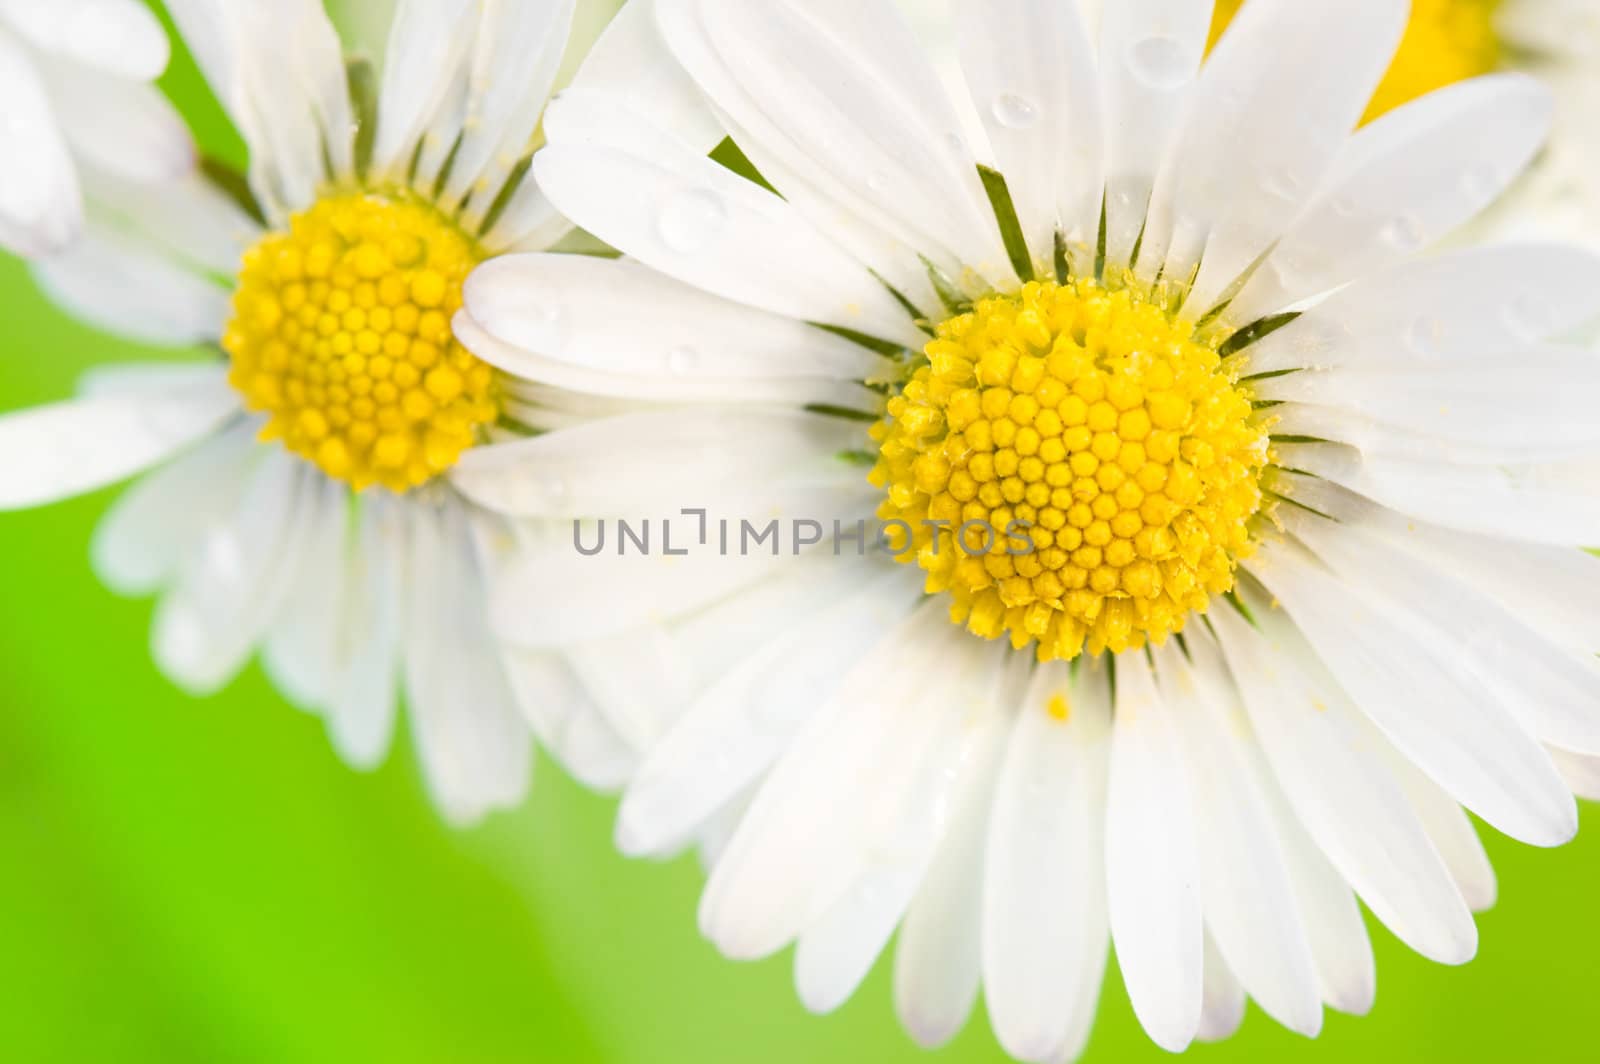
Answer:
[[463, 0, 1600, 1056], [0, 0, 191, 254], [0, 0, 679, 826]]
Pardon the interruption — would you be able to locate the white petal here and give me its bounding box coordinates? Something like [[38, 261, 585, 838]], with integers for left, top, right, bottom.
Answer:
[[91, 420, 259, 595], [892, 658, 1026, 1051], [488, 519, 810, 649], [480, 175, 573, 254], [262, 476, 350, 710], [1196, 935, 1247, 1044], [618, 564, 918, 857], [1304, 526, 1600, 662], [503, 647, 636, 792], [982, 663, 1113, 1064], [402, 500, 531, 825], [438, 1, 575, 213], [452, 400, 871, 520], [0, 0, 169, 79], [169, 0, 352, 216], [664, 0, 1007, 283], [534, 90, 924, 346], [1239, 244, 1600, 376], [1250, 536, 1576, 847], [565, 623, 700, 754], [792, 635, 1010, 1015], [697, 602, 954, 960], [0, 31, 79, 256], [464, 254, 893, 397], [324, 495, 405, 771], [955, 0, 1102, 269], [31, 224, 230, 346], [1259, 775, 1376, 1015], [565, 0, 724, 153], [370, 0, 477, 176], [1387, 753, 1498, 913], [1229, 75, 1553, 324], [1262, 346, 1600, 463], [152, 454, 317, 695], [460, 314, 877, 423], [1141, 0, 1406, 312], [1209, 590, 1478, 964], [80, 165, 258, 277], [1273, 439, 1600, 547], [1105, 652, 1202, 1053], [1549, 746, 1600, 801], [1098, 0, 1211, 274], [39, 62, 194, 184], [653, 0, 940, 314], [1155, 640, 1322, 1037], [1273, 477, 1600, 756], [0, 368, 237, 510]]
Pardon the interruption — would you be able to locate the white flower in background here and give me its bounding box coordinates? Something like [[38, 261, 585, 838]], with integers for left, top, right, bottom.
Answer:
[[0, 0, 191, 254], [0, 0, 685, 826], [462, 0, 1600, 1057]]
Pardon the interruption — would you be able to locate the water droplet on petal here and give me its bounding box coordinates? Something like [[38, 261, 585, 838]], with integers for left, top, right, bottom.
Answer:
[[992, 92, 1040, 130], [518, 302, 568, 353], [1378, 215, 1425, 252], [1330, 196, 1358, 218], [1127, 35, 1195, 91], [1504, 294, 1551, 339], [1406, 316, 1445, 359], [1261, 166, 1301, 201], [666, 345, 699, 374], [657, 188, 729, 254]]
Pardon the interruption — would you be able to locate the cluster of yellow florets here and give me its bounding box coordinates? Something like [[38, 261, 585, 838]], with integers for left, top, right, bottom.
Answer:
[[1210, 0, 1501, 122], [872, 280, 1268, 661], [224, 192, 496, 493]]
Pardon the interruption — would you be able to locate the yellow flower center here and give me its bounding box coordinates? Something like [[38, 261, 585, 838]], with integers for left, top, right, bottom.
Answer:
[[1210, 0, 1503, 122], [224, 191, 497, 493], [872, 281, 1268, 661]]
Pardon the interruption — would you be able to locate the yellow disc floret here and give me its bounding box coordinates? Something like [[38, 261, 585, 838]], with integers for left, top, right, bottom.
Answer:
[[225, 191, 497, 493], [872, 280, 1268, 661], [1210, 0, 1502, 122]]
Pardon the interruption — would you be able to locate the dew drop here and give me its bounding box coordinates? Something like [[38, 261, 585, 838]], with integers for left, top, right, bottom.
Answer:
[[1330, 196, 1358, 218], [517, 302, 568, 354], [542, 477, 571, 505], [666, 345, 699, 374], [992, 92, 1040, 130], [1127, 35, 1195, 91], [657, 188, 729, 254], [1260, 166, 1301, 201], [1405, 316, 1445, 359], [1378, 214, 1426, 252], [1504, 293, 1551, 340]]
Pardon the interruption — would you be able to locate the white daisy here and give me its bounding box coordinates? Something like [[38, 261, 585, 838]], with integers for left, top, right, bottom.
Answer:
[[462, 0, 1600, 1056], [0, 0, 692, 825], [0, 0, 191, 254]]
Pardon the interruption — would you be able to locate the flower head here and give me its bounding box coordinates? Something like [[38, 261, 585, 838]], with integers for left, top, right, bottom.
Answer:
[[0, 0, 683, 825], [466, 0, 1600, 1056]]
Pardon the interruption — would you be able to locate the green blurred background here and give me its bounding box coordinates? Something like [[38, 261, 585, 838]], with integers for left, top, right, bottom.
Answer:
[[2, 3, 1599, 1061]]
